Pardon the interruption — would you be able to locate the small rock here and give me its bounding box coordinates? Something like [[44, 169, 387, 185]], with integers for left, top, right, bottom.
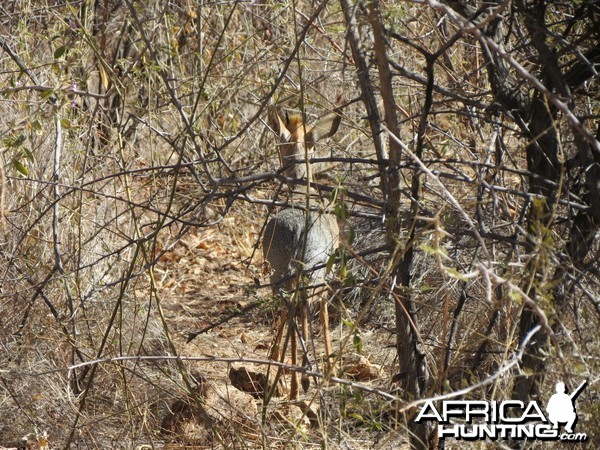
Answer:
[[343, 354, 384, 381], [229, 365, 285, 398]]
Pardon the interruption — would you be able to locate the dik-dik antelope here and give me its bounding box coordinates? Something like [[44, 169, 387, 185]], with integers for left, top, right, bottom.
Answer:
[[263, 107, 341, 399]]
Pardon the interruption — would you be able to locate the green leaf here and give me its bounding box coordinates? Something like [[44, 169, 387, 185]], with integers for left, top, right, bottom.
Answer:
[[4, 134, 25, 148], [12, 159, 29, 176], [349, 412, 364, 421], [353, 333, 363, 353], [341, 318, 354, 328], [326, 252, 336, 273], [54, 45, 66, 59], [334, 202, 349, 220], [23, 148, 35, 162]]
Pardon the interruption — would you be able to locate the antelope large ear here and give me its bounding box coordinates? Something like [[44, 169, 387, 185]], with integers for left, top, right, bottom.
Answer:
[[268, 107, 292, 142], [306, 112, 341, 146]]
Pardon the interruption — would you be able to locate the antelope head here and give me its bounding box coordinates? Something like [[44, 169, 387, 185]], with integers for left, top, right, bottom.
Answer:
[[269, 108, 341, 180]]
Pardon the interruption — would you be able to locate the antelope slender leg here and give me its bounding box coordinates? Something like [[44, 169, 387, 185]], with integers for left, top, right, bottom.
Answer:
[[320, 296, 333, 373], [271, 306, 287, 362], [289, 312, 299, 400], [300, 300, 310, 392]]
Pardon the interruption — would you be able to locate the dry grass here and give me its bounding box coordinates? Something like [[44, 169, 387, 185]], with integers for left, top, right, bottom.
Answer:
[[0, 1, 597, 448]]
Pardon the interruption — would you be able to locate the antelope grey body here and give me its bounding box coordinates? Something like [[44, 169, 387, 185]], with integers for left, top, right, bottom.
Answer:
[[263, 209, 338, 290]]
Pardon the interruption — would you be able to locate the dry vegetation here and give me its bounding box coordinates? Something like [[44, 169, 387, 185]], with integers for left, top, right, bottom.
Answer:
[[0, 0, 598, 449]]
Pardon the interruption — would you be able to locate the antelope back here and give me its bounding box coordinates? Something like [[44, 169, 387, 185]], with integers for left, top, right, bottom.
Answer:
[[269, 108, 341, 180]]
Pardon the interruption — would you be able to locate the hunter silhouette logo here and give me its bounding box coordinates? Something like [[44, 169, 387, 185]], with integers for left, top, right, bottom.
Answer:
[[546, 381, 586, 434], [415, 380, 588, 442]]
